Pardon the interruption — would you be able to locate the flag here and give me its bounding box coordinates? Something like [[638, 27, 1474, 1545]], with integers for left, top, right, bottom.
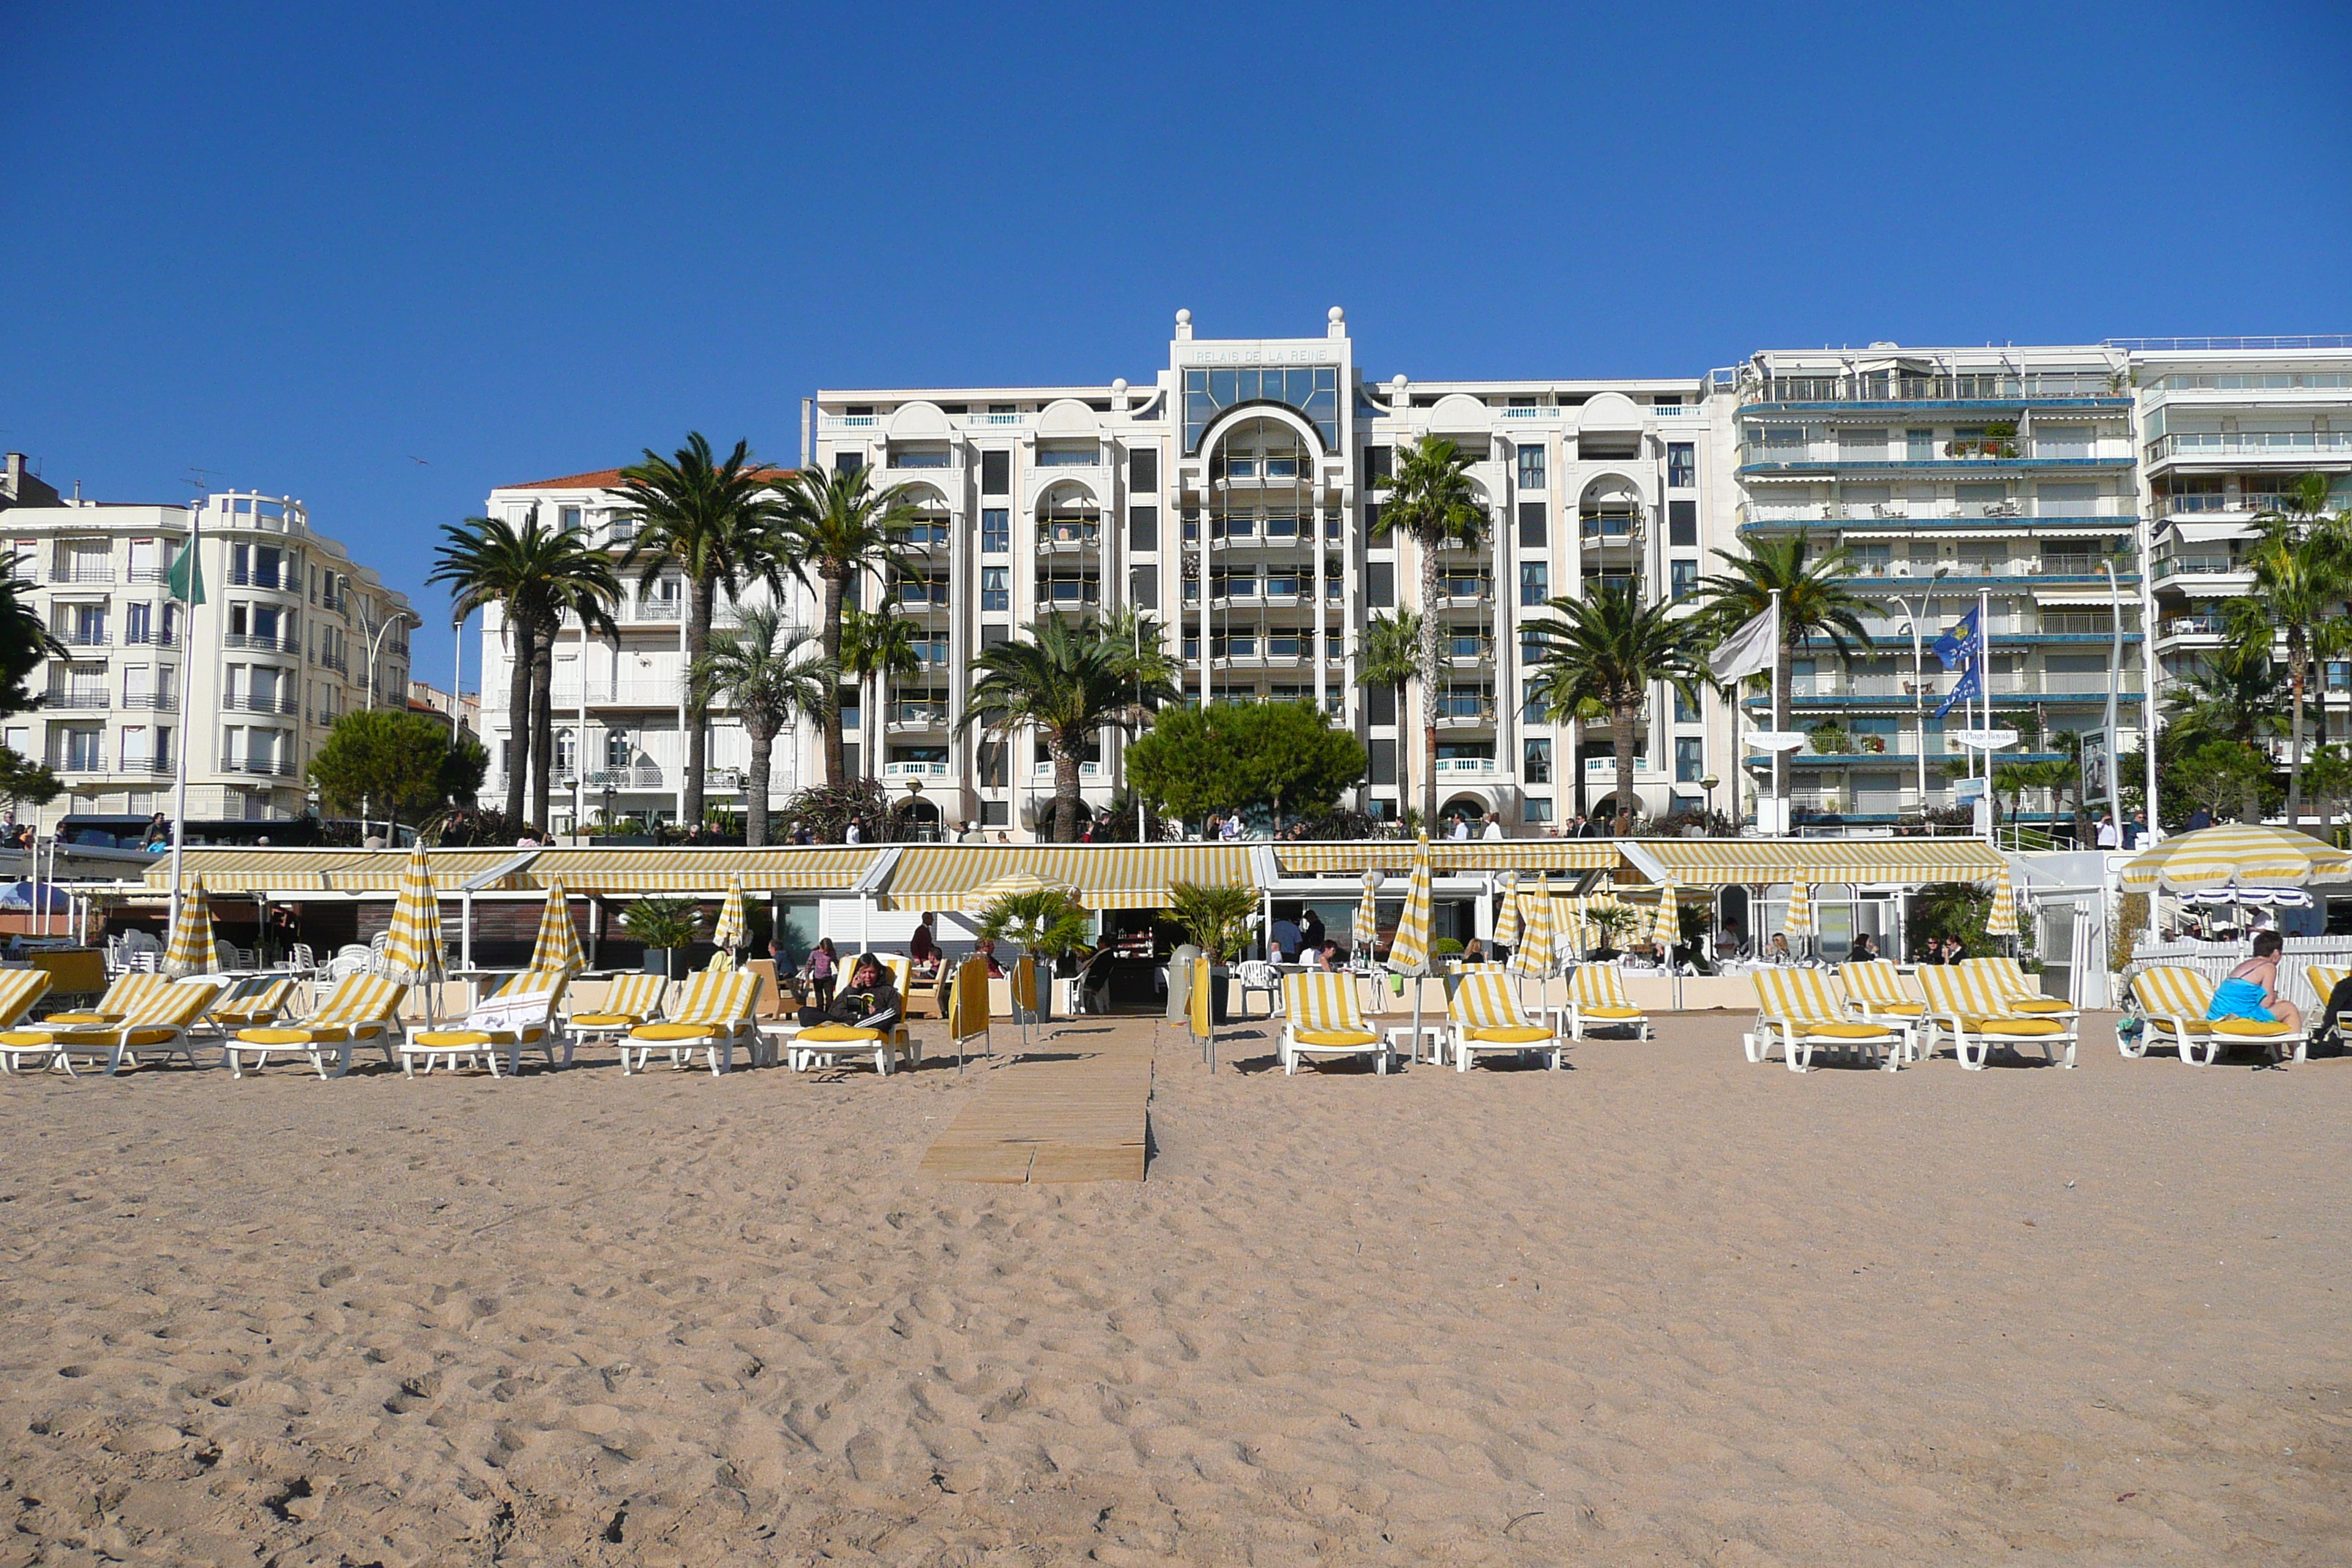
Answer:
[[165, 539, 206, 605], [1932, 607, 1980, 673], [1708, 605, 1777, 683], [1934, 666, 1980, 721]]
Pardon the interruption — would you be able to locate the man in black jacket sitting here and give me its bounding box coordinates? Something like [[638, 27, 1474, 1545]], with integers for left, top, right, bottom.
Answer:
[[798, 951, 901, 1031]]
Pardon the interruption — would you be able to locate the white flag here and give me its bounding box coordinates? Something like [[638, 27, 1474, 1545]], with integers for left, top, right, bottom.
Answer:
[[1708, 604, 1778, 682]]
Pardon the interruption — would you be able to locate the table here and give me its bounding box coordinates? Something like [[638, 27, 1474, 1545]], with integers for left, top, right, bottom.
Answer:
[[1384, 1024, 1447, 1066]]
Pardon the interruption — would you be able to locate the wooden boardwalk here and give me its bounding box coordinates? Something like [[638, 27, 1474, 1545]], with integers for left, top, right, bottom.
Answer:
[[916, 1036, 1153, 1184]]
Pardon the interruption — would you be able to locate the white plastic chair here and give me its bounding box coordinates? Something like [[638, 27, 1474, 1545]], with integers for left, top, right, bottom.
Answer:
[[1233, 960, 1282, 1018]]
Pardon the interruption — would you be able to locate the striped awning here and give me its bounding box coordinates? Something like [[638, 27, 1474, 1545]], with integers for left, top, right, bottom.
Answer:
[[324, 849, 543, 893], [1274, 841, 1618, 876], [879, 844, 1258, 911], [525, 846, 882, 893], [141, 848, 378, 893], [1619, 837, 2009, 888]]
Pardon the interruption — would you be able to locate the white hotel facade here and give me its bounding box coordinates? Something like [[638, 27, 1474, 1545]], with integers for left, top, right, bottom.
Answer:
[[478, 317, 2352, 840]]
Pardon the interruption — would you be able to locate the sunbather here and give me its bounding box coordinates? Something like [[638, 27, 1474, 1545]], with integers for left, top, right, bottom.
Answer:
[[2209, 931, 2301, 1042], [799, 951, 900, 1032]]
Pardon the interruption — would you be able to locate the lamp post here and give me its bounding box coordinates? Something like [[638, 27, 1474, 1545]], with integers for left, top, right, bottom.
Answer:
[[1891, 566, 1951, 816], [601, 781, 616, 834], [905, 775, 926, 843], [1700, 772, 1719, 826], [365, 608, 420, 713]]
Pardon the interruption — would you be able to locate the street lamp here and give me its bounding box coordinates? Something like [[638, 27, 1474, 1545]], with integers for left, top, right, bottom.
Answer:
[[1700, 772, 1719, 823], [905, 775, 926, 842], [1891, 566, 1951, 815], [365, 608, 421, 712]]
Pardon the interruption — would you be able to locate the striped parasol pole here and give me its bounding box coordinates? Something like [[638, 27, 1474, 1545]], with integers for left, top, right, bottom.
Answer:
[[162, 875, 215, 978], [529, 880, 585, 975]]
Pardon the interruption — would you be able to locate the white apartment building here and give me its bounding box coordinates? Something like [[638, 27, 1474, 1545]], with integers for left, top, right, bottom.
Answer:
[[0, 463, 416, 827], [483, 309, 1734, 836]]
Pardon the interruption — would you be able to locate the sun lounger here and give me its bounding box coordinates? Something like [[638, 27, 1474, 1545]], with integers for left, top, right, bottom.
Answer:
[[622, 968, 761, 1076], [1447, 967, 1566, 1072], [226, 973, 412, 1079], [567, 973, 668, 1058], [2, 979, 224, 1077], [206, 976, 294, 1036], [43, 971, 172, 1028], [2127, 965, 2297, 1067], [1561, 965, 1651, 1040], [1915, 963, 2077, 1071], [1278, 970, 1390, 1074], [1838, 960, 1929, 1060], [1749, 968, 1899, 1073], [2304, 966, 2347, 1047], [1961, 957, 2077, 1023], [0, 970, 61, 1073], [401, 987, 560, 1078]]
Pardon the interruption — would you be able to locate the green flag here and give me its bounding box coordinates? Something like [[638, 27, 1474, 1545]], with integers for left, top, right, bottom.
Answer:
[[165, 539, 205, 605]]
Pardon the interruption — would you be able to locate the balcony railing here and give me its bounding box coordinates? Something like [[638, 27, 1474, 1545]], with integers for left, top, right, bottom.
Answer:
[[51, 564, 113, 585], [2165, 616, 2227, 637], [119, 691, 176, 711], [219, 757, 298, 777], [883, 760, 951, 778], [1749, 372, 2122, 404], [118, 754, 176, 775], [2153, 491, 2302, 518], [2147, 431, 2352, 463], [223, 631, 295, 653], [2152, 554, 2244, 578], [1434, 755, 1500, 774], [581, 765, 664, 789], [318, 652, 348, 674], [1578, 516, 1643, 542], [633, 598, 683, 621], [226, 568, 292, 589], [1036, 522, 1101, 549], [121, 627, 178, 647], [224, 692, 301, 715], [888, 707, 949, 729], [42, 687, 110, 712], [1030, 761, 1104, 777]]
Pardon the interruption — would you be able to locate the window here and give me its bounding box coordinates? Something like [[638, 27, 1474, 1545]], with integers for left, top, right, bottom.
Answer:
[[981, 625, 1010, 649], [1368, 738, 1397, 785], [1518, 501, 1547, 548], [1362, 502, 1384, 548], [1676, 737, 1704, 783], [979, 567, 1009, 611], [1129, 447, 1158, 492], [1128, 565, 1157, 608], [1907, 428, 1935, 461], [1524, 737, 1553, 783], [838, 688, 860, 731], [559, 506, 582, 532], [1667, 442, 1695, 489], [1366, 562, 1394, 608], [1129, 505, 1158, 552], [1674, 687, 1699, 724], [981, 509, 1009, 554], [1183, 365, 1339, 453], [832, 450, 866, 476], [1670, 560, 1697, 600], [1517, 444, 1545, 491], [60, 725, 103, 771], [1519, 627, 1544, 665], [1836, 428, 1888, 461], [1365, 682, 1395, 726], [606, 731, 632, 769], [1520, 562, 1549, 606], [980, 450, 1010, 495], [1668, 500, 1697, 548], [1523, 797, 1553, 823], [1362, 445, 1392, 488], [1037, 442, 1096, 467], [125, 603, 152, 644]]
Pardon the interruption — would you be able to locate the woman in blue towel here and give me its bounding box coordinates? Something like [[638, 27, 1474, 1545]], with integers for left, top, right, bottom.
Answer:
[[2206, 930, 2301, 1035]]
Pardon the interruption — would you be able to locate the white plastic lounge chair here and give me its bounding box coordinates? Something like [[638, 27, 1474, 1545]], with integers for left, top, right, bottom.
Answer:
[[0, 970, 60, 1073], [206, 976, 295, 1036], [1961, 957, 2078, 1025], [400, 987, 559, 1078], [621, 968, 761, 1076], [1561, 965, 1651, 1040], [1277, 970, 1390, 1074], [567, 971, 668, 1058], [1446, 967, 1565, 1072], [226, 973, 412, 1079], [1749, 969, 1898, 1073], [2128, 965, 2296, 1067], [1916, 963, 2078, 1071], [4, 979, 222, 1077], [1839, 960, 1929, 1061]]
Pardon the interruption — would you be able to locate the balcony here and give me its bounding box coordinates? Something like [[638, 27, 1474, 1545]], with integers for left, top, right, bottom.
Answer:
[[118, 754, 176, 776], [51, 564, 113, 586], [1578, 515, 1643, 545], [1740, 501, 2140, 531], [225, 567, 294, 590], [883, 760, 951, 780], [1209, 517, 1314, 549], [1035, 521, 1102, 552], [224, 692, 301, 716], [1433, 705, 1496, 729], [219, 757, 298, 777], [632, 598, 684, 622], [1747, 373, 2124, 405], [119, 626, 179, 649], [119, 690, 176, 711], [1030, 761, 1104, 778], [53, 629, 108, 649], [2163, 616, 2227, 638], [1434, 754, 1500, 775], [887, 705, 949, 731], [2146, 431, 2352, 464], [2153, 491, 2304, 519], [222, 631, 295, 654], [581, 765, 664, 790], [42, 687, 110, 712], [2152, 553, 2248, 582], [319, 652, 348, 674]]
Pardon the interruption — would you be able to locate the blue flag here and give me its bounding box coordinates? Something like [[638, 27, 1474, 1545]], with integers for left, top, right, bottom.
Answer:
[[1934, 666, 1980, 720], [1932, 606, 1980, 673]]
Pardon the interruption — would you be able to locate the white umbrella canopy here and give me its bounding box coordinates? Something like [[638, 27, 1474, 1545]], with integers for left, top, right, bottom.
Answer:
[[2120, 823, 2352, 894]]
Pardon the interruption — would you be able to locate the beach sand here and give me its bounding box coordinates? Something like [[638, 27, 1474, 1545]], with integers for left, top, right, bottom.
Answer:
[[1, 1012, 2346, 1566]]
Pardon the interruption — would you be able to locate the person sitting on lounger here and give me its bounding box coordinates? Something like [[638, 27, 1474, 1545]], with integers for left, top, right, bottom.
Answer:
[[799, 952, 901, 1031], [2207, 930, 2301, 1036]]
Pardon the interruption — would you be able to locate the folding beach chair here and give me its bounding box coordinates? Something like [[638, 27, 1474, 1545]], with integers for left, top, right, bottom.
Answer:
[[226, 973, 412, 1079], [43, 970, 171, 1028], [399, 987, 560, 1079], [1838, 960, 1929, 1061], [1277, 970, 1390, 1074], [1749, 968, 1899, 1073], [206, 976, 295, 1036], [1960, 957, 2078, 1025], [2127, 965, 2298, 1068], [1915, 964, 2078, 1071], [621, 968, 762, 1076], [566, 972, 667, 1058], [1560, 965, 1651, 1040], [3, 979, 225, 1077], [1446, 966, 1566, 1072], [0, 970, 59, 1073]]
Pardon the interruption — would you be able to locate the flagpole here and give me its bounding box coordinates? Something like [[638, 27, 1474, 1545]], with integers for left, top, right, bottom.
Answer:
[[166, 499, 200, 935], [1770, 589, 1783, 836], [1979, 586, 1993, 840]]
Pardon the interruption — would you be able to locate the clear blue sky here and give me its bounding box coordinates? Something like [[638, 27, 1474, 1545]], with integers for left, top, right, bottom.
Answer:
[[7, 1, 2348, 687]]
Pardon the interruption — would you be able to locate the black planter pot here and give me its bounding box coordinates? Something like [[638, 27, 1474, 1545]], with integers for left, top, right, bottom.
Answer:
[[643, 947, 677, 978], [1208, 969, 1232, 1025]]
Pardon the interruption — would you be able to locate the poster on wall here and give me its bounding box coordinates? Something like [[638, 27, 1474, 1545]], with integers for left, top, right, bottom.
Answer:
[[2081, 730, 2113, 815]]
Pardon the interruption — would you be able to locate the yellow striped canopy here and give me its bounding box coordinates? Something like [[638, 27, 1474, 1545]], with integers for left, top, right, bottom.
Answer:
[[529, 881, 585, 975], [2118, 823, 2352, 894], [1352, 871, 1379, 952], [380, 843, 445, 987], [1512, 883, 1556, 977], [1784, 881, 1813, 937], [883, 843, 1256, 911], [1493, 873, 1522, 948], [712, 876, 748, 950], [1275, 841, 1616, 875], [162, 877, 215, 978], [1385, 834, 1433, 977], [960, 870, 1080, 915], [1650, 876, 1683, 947], [1627, 836, 2009, 888], [1984, 864, 2019, 937], [524, 845, 881, 893]]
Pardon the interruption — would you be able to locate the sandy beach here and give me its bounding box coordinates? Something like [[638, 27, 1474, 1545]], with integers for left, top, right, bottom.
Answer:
[[1, 1012, 2346, 1567]]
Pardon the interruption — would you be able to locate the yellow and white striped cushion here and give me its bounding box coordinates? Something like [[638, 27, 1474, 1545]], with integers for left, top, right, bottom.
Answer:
[[2130, 965, 2212, 1025], [0, 968, 51, 1027], [1283, 971, 1368, 1036], [668, 970, 759, 1027], [309, 973, 410, 1029], [1839, 960, 1918, 1011], [1450, 970, 1529, 1031], [578, 973, 666, 1023], [1753, 968, 1860, 1030], [1567, 965, 1640, 1012]]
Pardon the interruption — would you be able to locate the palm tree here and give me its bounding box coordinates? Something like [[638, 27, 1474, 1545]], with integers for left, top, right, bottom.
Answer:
[[1524, 584, 1707, 832], [777, 464, 924, 785], [1689, 530, 1873, 823], [960, 614, 1178, 842], [1359, 610, 1422, 818], [1098, 605, 1184, 839], [838, 605, 921, 781], [691, 605, 831, 845], [1371, 438, 1489, 821], [614, 434, 789, 829], [2240, 476, 2352, 825], [430, 515, 620, 829]]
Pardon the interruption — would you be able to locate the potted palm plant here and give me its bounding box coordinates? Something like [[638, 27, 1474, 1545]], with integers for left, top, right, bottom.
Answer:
[[622, 896, 703, 979], [1162, 879, 1259, 1023], [976, 886, 1092, 1018]]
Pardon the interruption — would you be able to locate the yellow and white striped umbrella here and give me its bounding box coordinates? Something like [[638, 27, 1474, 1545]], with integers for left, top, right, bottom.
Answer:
[[1493, 872, 1522, 949], [162, 876, 215, 977], [1352, 870, 1380, 953], [1385, 833, 1433, 976], [1784, 880, 1813, 938], [1651, 878, 1683, 948], [712, 875, 748, 951], [962, 870, 1080, 915], [528, 880, 584, 975], [1984, 864, 2019, 938], [380, 842, 445, 987], [1512, 883, 1556, 977], [2119, 822, 2352, 893]]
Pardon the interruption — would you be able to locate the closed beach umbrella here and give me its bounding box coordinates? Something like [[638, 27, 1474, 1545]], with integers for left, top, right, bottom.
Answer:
[[162, 875, 215, 978], [712, 875, 747, 952], [1512, 881, 1556, 979], [1387, 834, 1434, 1043], [1493, 872, 1522, 949], [963, 870, 1079, 915], [1784, 880, 1813, 938], [1650, 878, 1683, 949], [1984, 864, 2019, 938], [1352, 870, 1381, 956], [529, 880, 585, 975], [2119, 821, 2352, 894], [380, 843, 446, 988]]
